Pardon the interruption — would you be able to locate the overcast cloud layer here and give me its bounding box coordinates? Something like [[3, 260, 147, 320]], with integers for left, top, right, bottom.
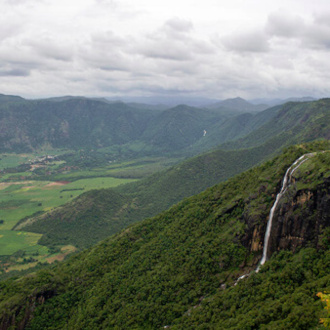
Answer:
[[1, 0, 330, 100]]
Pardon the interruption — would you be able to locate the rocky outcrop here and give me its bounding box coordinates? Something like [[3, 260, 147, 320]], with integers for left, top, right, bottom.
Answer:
[[268, 177, 330, 254], [0, 289, 56, 330], [241, 177, 330, 264]]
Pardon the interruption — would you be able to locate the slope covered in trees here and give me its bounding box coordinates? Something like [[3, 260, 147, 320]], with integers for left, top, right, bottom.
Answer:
[[0, 141, 329, 329], [223, 99, 330, 151]]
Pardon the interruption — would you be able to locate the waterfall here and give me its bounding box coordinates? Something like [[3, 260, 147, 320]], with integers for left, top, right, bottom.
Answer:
[[234, 152, 316, 284], [256, 153, 312, 272]]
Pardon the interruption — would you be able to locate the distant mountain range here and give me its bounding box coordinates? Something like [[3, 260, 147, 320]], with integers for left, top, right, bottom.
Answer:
[[0, 93, 319, 156], [250, 96, 318, 107], [205, 97, 269, 112]]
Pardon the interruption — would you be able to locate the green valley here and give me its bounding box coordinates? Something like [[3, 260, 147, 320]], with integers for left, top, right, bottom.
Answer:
[[14, 99, 330, 256]]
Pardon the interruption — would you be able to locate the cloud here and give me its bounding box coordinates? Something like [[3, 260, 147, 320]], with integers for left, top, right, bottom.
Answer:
[[0, 16, 24, 42], [264, 11, 330, 50], [222, 30, 270, 53], [137, 18, 214, 61], [162, 17, 194, 38], [304, 15, 330, 49], [1, 1, 330, 100], [78, 31, 135, 72], [265, 12, 305, 38], [0, 68, 30, 77], [27, 38, 73, 62]]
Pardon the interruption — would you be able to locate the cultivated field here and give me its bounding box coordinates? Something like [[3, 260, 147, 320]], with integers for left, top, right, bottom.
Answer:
[[0, 151, 180, 276]]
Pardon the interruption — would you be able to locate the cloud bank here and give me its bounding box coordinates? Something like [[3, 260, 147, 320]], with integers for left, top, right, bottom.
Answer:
[[1, 0, 330, 100]]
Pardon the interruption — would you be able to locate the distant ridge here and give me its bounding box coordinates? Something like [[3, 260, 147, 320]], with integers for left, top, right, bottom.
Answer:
[[206, 97, 269, 112], [0, 93, 25, 104], [250, 96, 318, 107]]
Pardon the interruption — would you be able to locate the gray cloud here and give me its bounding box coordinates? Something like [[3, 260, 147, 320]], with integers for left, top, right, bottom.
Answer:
[[27, 38, 73, 62], [161, 17, 194, 38], [222, 30, 270, 53], [79, 32, 134, 72], [266, 12, 305, 38], [1, 1, 330, 100], [138, 18, 214, 61], [139, 42, 192, 61], [265, 11, 330, 50], [0, 21, 23, 42], [304, 22, 330, 49], [0, 68, 30, 76]]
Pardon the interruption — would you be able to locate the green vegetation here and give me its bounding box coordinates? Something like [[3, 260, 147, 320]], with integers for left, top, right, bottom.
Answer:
[[0, 146, 185, 274], [0, 177, 136, 233], [0, 159, 138, 272], [223, 99, 330, 151], [17, 139, 282, 249], [1, 98, 330, 279], [0, 97, 228, 156], [0, 231, 42, 255], [18, 96, 330, 251], [0, 142, 329, 328], [317, 292, 330, 327]]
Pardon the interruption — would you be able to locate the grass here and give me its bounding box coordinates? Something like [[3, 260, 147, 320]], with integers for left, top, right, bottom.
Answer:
[[0, 150, 68, 170], [49, 156, 182, 181], [0, 175, 137, 266], [0, 177, 136, 231], [0, 230, 42, 255], [0, 154, 31, 170]]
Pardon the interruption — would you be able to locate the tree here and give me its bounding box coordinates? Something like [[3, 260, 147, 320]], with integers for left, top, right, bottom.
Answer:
[[317, 292, 330, 327]]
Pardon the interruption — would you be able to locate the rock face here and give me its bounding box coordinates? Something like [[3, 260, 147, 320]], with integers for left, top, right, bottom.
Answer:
[[241, 177, 330, 264], [0, 289, 56, 330], [269, 177, 330, 255]]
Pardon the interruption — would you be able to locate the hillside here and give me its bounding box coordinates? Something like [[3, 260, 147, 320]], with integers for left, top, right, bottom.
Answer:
[[1, 94, 326, 159], [206, 97, 269, 112], [0, 141, 329, 329], [139, 105, 224, 152], [17, 140, 281, 248], [190, 103, 282, 153], [223, 99, 330, 150], [0, 98, 155, 152], [0, 94, 25, 104], [17, 99, 330, 250], [0, 96, 231, 156]]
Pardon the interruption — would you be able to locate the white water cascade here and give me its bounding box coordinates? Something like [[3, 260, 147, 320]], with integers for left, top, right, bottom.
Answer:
[[235, 153, 314, 284], [256, 153, 313, 272]]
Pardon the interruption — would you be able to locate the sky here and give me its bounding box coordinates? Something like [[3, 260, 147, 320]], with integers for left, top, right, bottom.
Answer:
[[1, 0, 330, 101]]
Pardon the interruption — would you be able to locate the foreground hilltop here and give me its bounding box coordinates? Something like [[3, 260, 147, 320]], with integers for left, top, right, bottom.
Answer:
[[1, 140, 329, 329]]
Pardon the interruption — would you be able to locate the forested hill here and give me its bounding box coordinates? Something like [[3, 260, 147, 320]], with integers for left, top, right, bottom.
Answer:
[[1, 94, 328, 158], [222, 98, 330, 150], [1, 141, 329, 329], [0, 98, 155, 152], [0, 96, 227, 154]]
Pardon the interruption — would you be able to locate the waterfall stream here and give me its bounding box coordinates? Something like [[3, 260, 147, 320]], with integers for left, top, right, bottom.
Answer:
[[256, 153, 313, 272], [235, 153, 314, 284]]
